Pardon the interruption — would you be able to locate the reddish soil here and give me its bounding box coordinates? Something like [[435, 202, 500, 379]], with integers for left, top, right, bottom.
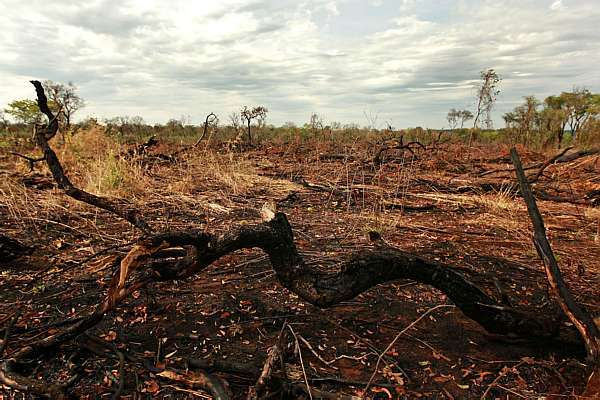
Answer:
[[1, 139, 599, 399]]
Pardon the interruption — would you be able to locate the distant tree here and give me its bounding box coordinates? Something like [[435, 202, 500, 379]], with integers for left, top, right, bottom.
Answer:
[[330, 121, 342, 130], [42, 80, 85, 128], [229, 111, 241, 130], [104, 115, 146, 138], [458, 110, 474, 128], [447, 109, 473, 130], [446, 108, 460, 129], [561, 88, 599, 137], [166, 118, 184, 130], [543, 95, 569, 145], [543, 88, 600, 145], [473, 69, 501, 129], [240, 106, 268, 144], [4, 99, 46, 124], [308, 112, 324, 134], [363, 109, 379, 131], [503, 96, 541, 145]]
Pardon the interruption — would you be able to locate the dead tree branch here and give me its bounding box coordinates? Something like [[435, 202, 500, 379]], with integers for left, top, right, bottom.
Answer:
[[195, 112, 218, 146], [0, 207, 559, 397], [29, 80, 151, 233], [371, 135, 426, 166], [527, 146, 574, 183], [9, 152, 45, 171], [511, 147, 600, 396], [247, 325, 289, 400]]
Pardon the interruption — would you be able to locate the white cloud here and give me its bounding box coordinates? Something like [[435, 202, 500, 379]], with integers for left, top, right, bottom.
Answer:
[[550, 0, 566, 10], [0, 0, 597, 128]]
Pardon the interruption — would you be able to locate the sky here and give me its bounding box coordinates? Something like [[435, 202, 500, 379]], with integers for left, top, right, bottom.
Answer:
[[0, 0, 598, 128]]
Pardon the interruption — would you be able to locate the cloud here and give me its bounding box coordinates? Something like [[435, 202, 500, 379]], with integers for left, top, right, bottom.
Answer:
[[550, 0, 566, 11], [0, 0, 598, 128]]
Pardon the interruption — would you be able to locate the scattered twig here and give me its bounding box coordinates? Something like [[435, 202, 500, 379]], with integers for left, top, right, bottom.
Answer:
[[288, 324, 313, 400], [247, 324, 288, 400], [481, 360, 525, 400], [297, 334, 339, 370], [364, 304, 455, 393], [111, 349, 125, 400]]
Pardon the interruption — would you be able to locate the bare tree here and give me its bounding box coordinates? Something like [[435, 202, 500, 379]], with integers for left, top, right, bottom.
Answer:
[[363, 109, 379, 131], [473, 69, 501, 129], [446, 108, 460, 129], [228, 111, 241, 129], [240, 106, 268, 144], [42, 80, 85, 128], [308, 112, 324, 135]]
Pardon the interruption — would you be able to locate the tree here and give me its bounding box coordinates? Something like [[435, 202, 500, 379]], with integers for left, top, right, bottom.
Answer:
[[42, 80, 85, 128], [447, 109, 473, 130], [561, 88, 599, 138], [4, 99, 46, 124], [446, 108, 460, 129], [308, 112, 325, 135], [543, 89, 599, 146], [542, 95, 569, 146], [473, 69, 501, 129], [458, 110, 474, 128], [503, 96, 541, 145], [240, 106, 268, 144]]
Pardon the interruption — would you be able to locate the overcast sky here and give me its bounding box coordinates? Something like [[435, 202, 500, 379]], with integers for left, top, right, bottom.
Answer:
[[0, 0, 598, 128]]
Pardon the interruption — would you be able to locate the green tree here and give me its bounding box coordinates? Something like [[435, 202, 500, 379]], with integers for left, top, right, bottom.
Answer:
[[543, 89, 599, 146], [4, 99, 45, 124], [503, 96, 541, 146]]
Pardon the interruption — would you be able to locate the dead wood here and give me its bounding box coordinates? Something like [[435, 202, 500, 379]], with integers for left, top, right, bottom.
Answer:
[[0, 208, 560, 397], [247, 326, 289, 399], [29, 80, 151, 233], [371, 136, 426, 166], [383, 201, 436, 212], [104, 212, 556, 338], [9, 152, 45, 171], [0, 314, 18, 357], [527, 146, 574, 183], [156, 369, 231, 400], [555, 148, 600, 163], [194, 112, 218, 146], [511, 147, 600, 396], [122, 135, 159, 159], [317, 153, 356, 162], [480, 146, 597, 180]]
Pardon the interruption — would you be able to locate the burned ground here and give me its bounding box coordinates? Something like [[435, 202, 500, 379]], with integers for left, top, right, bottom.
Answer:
[[1, 133, 599, 399]]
